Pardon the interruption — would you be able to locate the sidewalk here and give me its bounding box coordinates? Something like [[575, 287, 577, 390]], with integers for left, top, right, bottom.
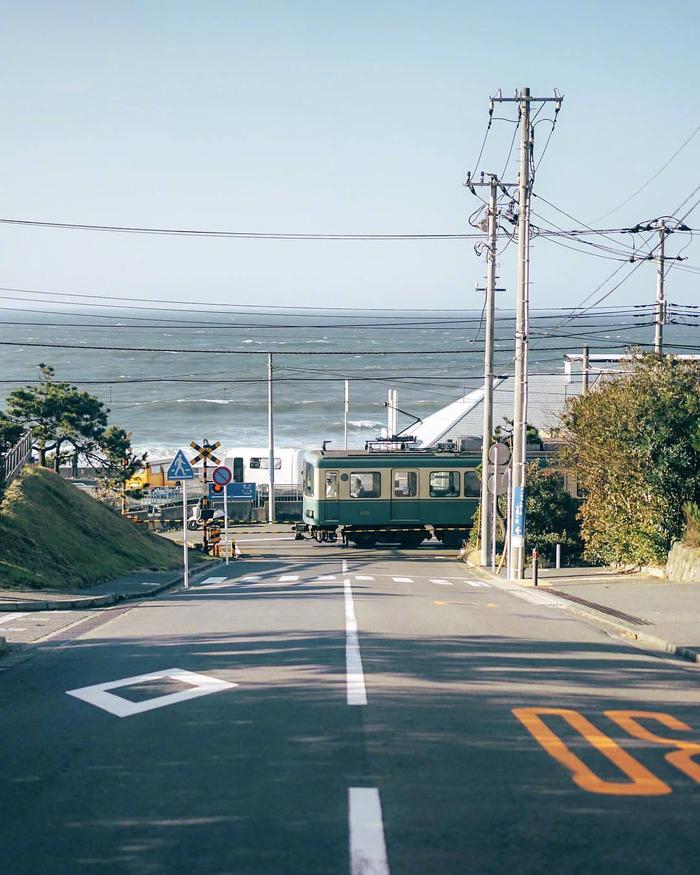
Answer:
[[0, 565, 212, 612], [473, 564, 700, 664]]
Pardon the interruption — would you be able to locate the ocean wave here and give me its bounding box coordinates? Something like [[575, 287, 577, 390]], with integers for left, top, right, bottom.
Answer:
[[348, 420, 383, 429]]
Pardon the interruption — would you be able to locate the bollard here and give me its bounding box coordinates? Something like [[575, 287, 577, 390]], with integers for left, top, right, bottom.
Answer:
[[555, 543, 561, 569], [532, 548, 539, 587]]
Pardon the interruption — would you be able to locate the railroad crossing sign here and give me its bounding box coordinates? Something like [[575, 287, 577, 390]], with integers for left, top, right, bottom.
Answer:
[[167, 449, 195, 480], [190, 440, 221, 466], [212, 465, 232, 486]]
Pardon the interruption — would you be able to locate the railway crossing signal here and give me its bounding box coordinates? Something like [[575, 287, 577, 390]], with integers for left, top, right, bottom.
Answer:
[[190, 440, 221, 466]]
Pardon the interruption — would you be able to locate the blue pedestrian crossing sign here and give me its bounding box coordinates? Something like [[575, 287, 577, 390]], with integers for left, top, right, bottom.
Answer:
[[167, 449, 195, 481]]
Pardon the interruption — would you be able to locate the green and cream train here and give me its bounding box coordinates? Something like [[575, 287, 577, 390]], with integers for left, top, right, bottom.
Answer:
[[298, 446, 481, 547]]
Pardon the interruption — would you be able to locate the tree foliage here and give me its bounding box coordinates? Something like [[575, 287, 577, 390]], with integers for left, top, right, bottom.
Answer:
[[2, 364, 145, 496], [559, 354, 700, 566], [519, 461, 581, 562]]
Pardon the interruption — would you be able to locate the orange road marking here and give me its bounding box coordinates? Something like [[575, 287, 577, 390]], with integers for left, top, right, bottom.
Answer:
[[513, 707, 671, 796], [605, 710, 700, 783]]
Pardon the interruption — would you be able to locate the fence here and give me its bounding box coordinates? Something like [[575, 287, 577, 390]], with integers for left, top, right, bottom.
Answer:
[[0, 431, 32, 494]]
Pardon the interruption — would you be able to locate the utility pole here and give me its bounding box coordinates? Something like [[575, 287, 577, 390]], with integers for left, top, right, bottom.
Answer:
[[465, 173, 507, 566], [344, 379, 349, 450], [582, 345, 590, 394], [655, 221, 666, 355], [490, 87, 563, 581], [268, 352, 275, 523]]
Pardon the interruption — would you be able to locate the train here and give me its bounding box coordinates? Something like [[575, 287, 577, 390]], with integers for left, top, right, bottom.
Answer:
[[297, 443, 482, 547]]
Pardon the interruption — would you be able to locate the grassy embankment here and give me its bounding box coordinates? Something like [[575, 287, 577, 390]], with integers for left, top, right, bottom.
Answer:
[[0, 467, 183, 590]]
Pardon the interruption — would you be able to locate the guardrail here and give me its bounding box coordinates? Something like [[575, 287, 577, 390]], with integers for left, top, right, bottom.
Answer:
[[0, 431, 33, 492]]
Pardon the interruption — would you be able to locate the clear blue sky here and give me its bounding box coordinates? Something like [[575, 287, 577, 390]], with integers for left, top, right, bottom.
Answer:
[[1, 0, 698, 310]]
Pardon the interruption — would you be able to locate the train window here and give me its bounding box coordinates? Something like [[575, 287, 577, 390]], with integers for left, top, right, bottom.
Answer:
[[250, 457, 282, 470], [324, 471, 338, 499], [303, 462, 314, 497], [393, 471, 417, 497], [429, 471, 460, 497], [350, 472, 381, 498], [464, 471, 481, 496]]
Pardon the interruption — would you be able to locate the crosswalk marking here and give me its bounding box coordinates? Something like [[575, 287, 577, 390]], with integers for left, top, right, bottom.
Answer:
[[429, 579, 453, 586], [392, 577, 413, 583], [278, 575, 299, 582], [354, 575, 375, 581]]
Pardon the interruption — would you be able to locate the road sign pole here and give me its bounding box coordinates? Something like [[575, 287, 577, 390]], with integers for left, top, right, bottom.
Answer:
[[491, 471, 497, 572], [182, 480, 189, 589], [224, 485, 229, 566]]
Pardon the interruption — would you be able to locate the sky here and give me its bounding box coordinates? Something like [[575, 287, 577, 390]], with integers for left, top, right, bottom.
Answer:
[[1, 0, 699, 311]]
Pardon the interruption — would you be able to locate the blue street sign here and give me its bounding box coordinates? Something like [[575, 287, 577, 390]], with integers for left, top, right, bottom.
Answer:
[[209, 481, 257, 500], [512, 486, 526, 543], [167, 449, 195, 481]]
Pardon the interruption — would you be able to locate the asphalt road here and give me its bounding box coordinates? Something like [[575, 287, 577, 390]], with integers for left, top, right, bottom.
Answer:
[[1, 539, 699, 874]]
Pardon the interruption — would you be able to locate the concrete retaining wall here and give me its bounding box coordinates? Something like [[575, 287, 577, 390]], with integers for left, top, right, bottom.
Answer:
[[666, 542, 700, 583]]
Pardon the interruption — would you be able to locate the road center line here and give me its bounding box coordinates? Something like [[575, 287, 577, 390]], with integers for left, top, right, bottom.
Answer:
[[343, 560, 367, 706], [348, 787, 390, 874]]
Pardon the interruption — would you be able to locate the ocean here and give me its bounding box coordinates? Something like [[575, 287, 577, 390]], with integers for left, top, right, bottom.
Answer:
[[0, 305, 695, 458]]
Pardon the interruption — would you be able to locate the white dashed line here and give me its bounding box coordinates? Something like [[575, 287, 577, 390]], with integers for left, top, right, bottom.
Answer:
[[392, 577, 413, 583], [349, 787, 390, 875], [198, 577, 228, 586], [343, 558, 366, 706], [278, 575, 299, 582], [465, 580, 491, 588], [316, 575, 337, 581], [429, 579, 453, 586], [354, 575, 375, 581], [241, 576, 262, 582]]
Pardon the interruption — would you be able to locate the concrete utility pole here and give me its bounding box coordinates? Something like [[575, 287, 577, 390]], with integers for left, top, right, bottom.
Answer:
[[582, 345, 590, 394], [268, 352, 275, 523], [490, 87, 563, 580], [465, 174, 504, 566], [655, 221, 666, 355], [481, 177, 498, 565], [510, 87, 532, 582], [465, 169, 515, 567], [344, 379, 349, 450]]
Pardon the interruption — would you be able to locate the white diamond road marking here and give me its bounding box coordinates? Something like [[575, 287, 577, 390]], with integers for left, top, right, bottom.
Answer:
[[279, 575, 299, 582], [66, 668, 237, 718], [354, 575, 375, 581], [0, 613, 27, 624], [198, 576, 228, 586], [316, 575, 337, 581], [429, 579, 453, 586], [392, 577, 413, 583]]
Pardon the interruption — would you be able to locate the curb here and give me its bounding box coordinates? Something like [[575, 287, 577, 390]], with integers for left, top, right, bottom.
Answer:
[[0, 560, 220, 614], [0, 636, 6, 654], [464, 561, 700, 667]]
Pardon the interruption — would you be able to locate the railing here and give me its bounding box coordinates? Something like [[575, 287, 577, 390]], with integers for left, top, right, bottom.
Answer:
[[0, 431, 32, 491]]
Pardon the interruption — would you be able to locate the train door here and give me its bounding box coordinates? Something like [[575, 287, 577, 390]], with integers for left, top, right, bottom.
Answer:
[[323, 470, 339, 522], [390, 469, 420, 522]]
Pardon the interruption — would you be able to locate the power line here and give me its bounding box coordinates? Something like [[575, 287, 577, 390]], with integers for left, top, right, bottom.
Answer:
[[594, 123, 700, 221]]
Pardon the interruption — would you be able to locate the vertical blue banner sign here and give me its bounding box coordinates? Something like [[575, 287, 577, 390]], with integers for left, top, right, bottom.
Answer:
[[512, 486, 526, 546]]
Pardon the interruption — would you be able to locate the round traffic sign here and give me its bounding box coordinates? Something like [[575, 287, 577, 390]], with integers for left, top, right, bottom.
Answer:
[[487, 472, 508, 495], [488, 442, 511, 467], [212, 465, 232, 486]]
